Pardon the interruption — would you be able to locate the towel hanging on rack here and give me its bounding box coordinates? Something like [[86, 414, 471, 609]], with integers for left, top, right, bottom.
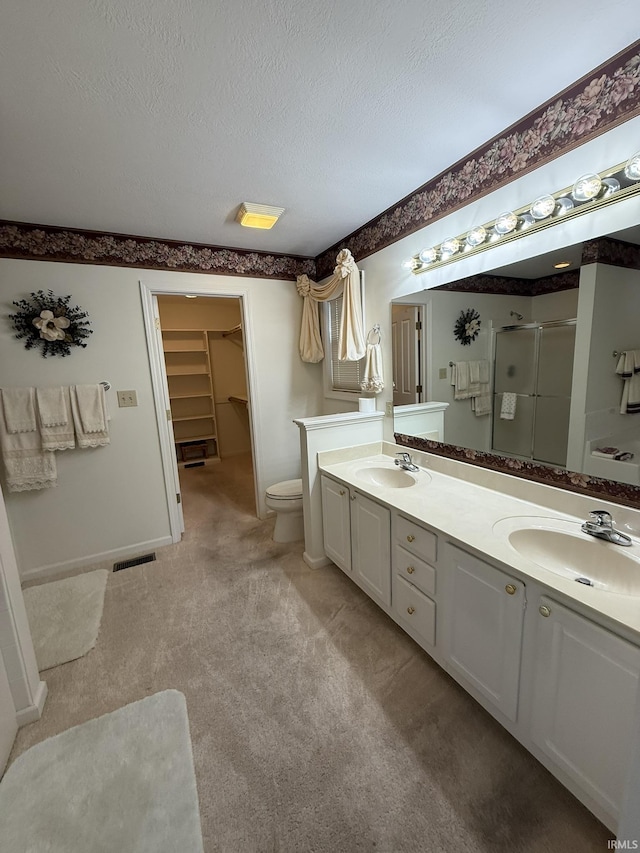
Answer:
[[360, 325, 384, 394]]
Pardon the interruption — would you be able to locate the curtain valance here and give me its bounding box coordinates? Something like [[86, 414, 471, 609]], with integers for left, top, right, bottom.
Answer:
[[296, 249, 366, 363]]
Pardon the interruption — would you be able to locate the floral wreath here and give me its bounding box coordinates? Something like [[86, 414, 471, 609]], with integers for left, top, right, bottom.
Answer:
[[454, 308, 481, 346], [9, 290, 92, 357]]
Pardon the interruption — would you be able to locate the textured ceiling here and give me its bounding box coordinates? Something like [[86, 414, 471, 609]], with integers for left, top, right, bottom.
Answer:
[[0, 1, 637, 257]]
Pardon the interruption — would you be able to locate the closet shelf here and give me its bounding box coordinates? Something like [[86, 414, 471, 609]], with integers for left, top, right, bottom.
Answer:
[[165, 367, 209, 376], [228, 395, 248, 405], [169, 392, 211, 400], [172, 415, 214, 423]]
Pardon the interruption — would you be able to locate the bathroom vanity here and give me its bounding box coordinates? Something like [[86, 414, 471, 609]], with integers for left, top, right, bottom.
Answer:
[[318, 443, 640, 833]]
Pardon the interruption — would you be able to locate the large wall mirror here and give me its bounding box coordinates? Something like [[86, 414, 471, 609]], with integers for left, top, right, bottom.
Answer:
[[392, 224, 640, 508]]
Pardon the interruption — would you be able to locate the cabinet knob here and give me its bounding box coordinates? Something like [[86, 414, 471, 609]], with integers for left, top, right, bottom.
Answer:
[[406, 534, 415, 543], [539, 604, 551, 618], [406, 566, 415, 574], [350, 495, 356, 501], [339, 489, 345, 496], [407, 606, 415, 615], [505, 583, 517, 595]]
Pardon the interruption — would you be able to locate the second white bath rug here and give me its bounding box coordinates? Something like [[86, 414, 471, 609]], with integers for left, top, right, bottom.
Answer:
[[23, 569, 108, 671], [0, 690, 204, 853]]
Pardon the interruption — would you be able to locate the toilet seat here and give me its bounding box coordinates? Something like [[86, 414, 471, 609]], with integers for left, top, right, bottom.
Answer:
[[266, 479, 303, 500]]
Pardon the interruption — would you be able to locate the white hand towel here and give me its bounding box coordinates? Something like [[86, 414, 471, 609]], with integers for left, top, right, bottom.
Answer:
[[500, 392, 517, 420], [360, 342, 384, 393], [0, 392, 57, 491], [1, 387, 37, 433], [38, 387, 75, 451], [452, 362, 472, 400], [473, 393, 492, 417], [71, 385, 110, 448], [36, 386, 68, 427], [478, 360, 490, 385], [616, 349, 640, 414]]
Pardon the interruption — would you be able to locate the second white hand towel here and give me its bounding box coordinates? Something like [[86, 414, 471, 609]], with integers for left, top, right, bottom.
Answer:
[[2, 387, 37, 433], [500, 392, 517, 420], [71, 385, 110, 448]]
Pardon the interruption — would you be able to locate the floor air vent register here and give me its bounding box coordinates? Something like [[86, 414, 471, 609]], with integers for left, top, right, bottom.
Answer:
[[113, 553, 156, 572]]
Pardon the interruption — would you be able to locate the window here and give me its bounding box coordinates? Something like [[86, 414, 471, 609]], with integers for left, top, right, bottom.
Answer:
[[322, 272, 366, 399]]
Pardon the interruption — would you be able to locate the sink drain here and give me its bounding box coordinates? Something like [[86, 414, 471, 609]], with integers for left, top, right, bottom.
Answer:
[[575, 577, 595, 586]]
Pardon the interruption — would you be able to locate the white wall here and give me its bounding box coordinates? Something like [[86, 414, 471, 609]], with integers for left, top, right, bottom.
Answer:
[[0, 260, 323, 575]]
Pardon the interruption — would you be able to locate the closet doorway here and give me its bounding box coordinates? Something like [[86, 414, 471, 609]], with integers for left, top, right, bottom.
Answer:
[[156, 294, 255, 522]]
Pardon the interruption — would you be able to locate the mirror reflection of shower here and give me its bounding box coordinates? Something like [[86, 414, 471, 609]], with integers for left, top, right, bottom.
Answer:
[[492, 319, 576, 467]]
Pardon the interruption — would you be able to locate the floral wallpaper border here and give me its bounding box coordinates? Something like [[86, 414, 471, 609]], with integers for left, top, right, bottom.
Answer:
[[395, 433, 640, 510], [435, 269, 580, 297], [582, 235, 640, 269], [0, 221, 316, 281], [316, 41, 640, 278]]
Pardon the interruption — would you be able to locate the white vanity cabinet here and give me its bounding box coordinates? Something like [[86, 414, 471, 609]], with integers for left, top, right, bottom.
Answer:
[[320, 475, 351, 573], [392, 515, 438, 647], [441, 544, 525, 722], [320, 475, 391, 606], [530, 595, 640, 823], [351, 492, 391, 606]]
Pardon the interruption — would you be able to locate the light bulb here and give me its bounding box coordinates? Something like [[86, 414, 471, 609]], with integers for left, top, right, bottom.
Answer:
[[465, 226, 487, 248], [418, 247, 438, 264], [572, 173, 602, 202], [440, 238, 461, 259], [494, 212, 518, 235], [530, 195, 556, 220], [623, 151, 640, 181], [401, 258, 416, 270]]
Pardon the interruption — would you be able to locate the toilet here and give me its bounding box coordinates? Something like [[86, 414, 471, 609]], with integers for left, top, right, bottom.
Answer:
[[265, 479, 304, 542]]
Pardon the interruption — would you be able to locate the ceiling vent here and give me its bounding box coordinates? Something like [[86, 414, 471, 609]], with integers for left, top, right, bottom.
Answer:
[[235, 202, 285, 229]]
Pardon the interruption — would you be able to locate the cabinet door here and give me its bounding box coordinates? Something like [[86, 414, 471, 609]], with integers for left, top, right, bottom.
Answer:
[[351, 493, 391, 606], [0, 647, 17, 777], [531, 596, 640, 822], [320, 476, 351, 573], [444, 545, 525, 722]]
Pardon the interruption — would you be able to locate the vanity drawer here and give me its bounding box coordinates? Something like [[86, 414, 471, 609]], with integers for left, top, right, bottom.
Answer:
[[393, 574, 436, 647], [395, 515, 437, 563], [393, 544, 436, 597]]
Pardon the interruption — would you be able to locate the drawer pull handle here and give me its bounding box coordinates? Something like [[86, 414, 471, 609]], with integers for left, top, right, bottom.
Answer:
[[339, 489, 345, 496], [407, 606, 415, 615], [505, 583, 517, 595], [406, 566, 415, 574], [406, 534, 415, 543], [539, 605, 551, 618]]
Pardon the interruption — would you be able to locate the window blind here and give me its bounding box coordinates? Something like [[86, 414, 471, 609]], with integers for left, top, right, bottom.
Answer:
[[329, 295, 364, 391]]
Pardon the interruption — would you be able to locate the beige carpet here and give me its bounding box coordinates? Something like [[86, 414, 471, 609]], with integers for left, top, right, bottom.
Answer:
[[10, 454, 613, 852], [0, 690, 203, 852], [23, 568, 108, 671]]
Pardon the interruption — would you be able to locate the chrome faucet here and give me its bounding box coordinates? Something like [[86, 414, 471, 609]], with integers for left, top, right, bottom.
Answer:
[[395, 452, 419, 472], [581, 510, 632, 546]]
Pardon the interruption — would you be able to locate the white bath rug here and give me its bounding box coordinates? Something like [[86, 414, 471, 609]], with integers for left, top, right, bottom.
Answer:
[[23, 569, 108, 671], [0, 690, 204, 853]]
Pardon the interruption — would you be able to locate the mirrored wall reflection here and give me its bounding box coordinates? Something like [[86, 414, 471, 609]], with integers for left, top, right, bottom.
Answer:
[[392, 231, 640, 488]]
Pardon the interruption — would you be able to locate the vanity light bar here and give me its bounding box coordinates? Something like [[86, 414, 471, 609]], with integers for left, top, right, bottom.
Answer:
[[406, 152, 640, 275]]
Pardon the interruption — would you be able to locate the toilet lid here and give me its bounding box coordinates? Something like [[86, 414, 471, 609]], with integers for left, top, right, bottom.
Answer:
[[266, 478, 303, 499]]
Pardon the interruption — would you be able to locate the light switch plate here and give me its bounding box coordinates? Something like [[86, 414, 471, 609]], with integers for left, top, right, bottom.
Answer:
[[439, 367, 447, 379], [385, 401, 393, 417], [117, 390, 138, 408]]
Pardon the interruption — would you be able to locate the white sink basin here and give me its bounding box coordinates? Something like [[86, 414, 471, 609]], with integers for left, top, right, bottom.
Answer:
[[355, 466, 419, 489], [493, 516, 640, 595]]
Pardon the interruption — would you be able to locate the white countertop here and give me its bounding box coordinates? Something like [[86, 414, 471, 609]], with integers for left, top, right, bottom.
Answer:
[[319, 445, 640, 640]]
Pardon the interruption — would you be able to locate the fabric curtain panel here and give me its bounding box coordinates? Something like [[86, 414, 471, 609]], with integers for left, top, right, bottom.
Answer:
[[296, 249, 366, 363]]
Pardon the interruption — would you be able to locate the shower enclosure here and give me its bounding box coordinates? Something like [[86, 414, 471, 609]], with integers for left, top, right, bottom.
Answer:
[[492, 320, 576, 467]]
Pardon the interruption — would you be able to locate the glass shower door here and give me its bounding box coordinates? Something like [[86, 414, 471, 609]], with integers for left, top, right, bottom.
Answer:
[[532, 323, 575, 466], [492, 327, 536, 459]]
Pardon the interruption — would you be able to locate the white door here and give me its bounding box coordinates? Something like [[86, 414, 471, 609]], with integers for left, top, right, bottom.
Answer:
[[351, 492, 391, 605], [443, 545, 525, 722], [320, 476, 351, 573], [392, 304, 421, 406], [0, 648, 17, 776], [531, 596, 640, 822], [152, 295, 184, 534]]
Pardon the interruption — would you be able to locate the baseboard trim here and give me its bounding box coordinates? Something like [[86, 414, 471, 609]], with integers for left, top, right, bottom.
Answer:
[[16, 680, 48, 727], [19, 537, 174, 582], [303, 551, 332, 570]]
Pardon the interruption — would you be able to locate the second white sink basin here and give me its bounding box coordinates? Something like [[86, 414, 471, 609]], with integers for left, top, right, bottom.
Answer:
[[493, 516, 640, 595]]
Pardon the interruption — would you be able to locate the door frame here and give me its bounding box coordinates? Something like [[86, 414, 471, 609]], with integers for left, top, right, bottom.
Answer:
[[139, 280, 260, 543]]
